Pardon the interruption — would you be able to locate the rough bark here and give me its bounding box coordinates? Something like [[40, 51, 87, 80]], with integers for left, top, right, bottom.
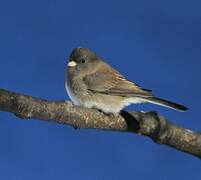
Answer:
[[0, 88, 200, 158]]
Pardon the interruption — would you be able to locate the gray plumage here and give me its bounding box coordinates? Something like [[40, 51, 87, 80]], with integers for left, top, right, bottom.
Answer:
[[65, 47, 188, 114]]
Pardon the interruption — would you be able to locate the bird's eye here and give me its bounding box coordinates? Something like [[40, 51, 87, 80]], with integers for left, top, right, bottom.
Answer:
[[81, 59, 86, 63]]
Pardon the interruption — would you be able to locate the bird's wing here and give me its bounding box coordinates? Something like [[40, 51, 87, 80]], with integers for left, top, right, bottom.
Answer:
[[83, 63, 152, 97]]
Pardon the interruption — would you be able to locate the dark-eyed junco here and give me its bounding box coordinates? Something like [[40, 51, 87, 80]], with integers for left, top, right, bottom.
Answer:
[[65, 47, 188, 114]]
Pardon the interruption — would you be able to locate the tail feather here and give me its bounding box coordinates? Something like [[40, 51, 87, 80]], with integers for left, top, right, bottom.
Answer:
[[142, 97, 188, 112]]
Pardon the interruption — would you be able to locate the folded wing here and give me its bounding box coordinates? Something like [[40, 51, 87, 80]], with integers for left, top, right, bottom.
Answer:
[[83, 63, 152, 97]]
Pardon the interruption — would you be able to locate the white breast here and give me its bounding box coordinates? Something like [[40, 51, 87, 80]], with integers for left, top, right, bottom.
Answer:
[[82, 96, 145, 114], [65, 81, 80, 105], [65, 80, 145, 114]]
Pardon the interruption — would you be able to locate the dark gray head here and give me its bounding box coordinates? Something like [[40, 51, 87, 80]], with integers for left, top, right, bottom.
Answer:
[[67, 47, 101, 77], [70, 47, 97, 61]]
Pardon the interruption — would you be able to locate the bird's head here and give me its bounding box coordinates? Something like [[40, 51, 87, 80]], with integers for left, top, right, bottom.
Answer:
[[67, 47, 100, 77]]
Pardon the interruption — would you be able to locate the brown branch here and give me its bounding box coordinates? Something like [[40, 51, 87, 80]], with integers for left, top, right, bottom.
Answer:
[[0, 88, 200, 158]]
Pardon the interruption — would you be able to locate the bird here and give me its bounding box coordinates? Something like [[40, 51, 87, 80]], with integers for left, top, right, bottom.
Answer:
[[65, 47, 188, 114]]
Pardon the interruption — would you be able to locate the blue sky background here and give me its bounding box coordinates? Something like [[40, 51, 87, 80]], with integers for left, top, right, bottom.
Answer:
[[0, 0, 200, 179]]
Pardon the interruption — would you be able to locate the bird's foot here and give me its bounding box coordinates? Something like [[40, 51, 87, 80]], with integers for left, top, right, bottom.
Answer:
[[93, 108, 118, 118], [64, 100, 74, 106]]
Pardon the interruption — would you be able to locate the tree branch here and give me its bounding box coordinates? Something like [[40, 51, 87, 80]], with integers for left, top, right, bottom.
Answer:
[[0, 88, 200, 158]]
